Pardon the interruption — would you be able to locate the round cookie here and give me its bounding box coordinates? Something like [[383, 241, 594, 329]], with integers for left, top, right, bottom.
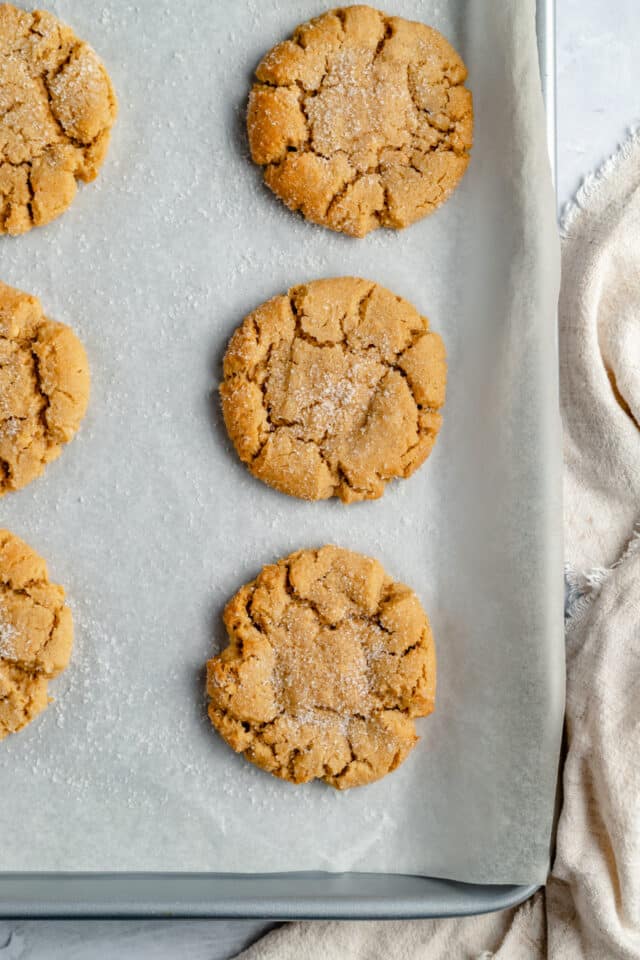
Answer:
[[0, 529, 73, 739], [207, 546, 436, 789], [220, 277, 446, 503], [0, 281, 90, 495], [0, 3, 117, 235], [247, 5, 472, 237]]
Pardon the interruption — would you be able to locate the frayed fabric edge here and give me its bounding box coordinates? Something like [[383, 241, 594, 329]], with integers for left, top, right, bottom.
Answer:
[[560, 126, 640, 234], [565, 522, 640, 632]]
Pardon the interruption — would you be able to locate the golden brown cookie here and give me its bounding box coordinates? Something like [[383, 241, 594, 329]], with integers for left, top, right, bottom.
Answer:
[[0, 281, 90, 495], [0, 529, 73, 739], [247, 5, 472, 237], [0, 3, 117, 235], [220, 277, 446, 503], [207, 546, 436, 789]]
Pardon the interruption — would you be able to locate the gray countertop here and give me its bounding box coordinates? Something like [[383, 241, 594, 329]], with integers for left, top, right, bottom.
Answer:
[[2, 1, 638, 956]]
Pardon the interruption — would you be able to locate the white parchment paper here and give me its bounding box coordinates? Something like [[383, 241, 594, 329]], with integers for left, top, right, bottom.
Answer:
[[0, 0, 563, 884]]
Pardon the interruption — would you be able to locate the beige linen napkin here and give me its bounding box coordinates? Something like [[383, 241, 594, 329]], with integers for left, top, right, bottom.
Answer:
[[234, 133, 640, 960]]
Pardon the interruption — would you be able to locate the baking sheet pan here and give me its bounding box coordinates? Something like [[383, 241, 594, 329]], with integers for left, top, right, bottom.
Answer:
[[0, 0, 561, 918]]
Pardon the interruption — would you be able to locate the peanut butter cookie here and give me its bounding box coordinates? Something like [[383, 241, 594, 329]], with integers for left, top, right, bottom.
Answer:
[[207, 545, 436, 789], [0, 3, 117, 235], [0, 529, 73, 739], [220, 277, 446, 502], [247, 5, 472, 237], [0, 281, 90, 494]]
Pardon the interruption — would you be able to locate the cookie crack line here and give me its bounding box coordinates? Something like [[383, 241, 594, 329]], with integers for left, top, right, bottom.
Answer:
[[28, 343, 52, 437], [0, 455, 13, 482], [45, 42, 76, 85], [24, 166, 35, 226]]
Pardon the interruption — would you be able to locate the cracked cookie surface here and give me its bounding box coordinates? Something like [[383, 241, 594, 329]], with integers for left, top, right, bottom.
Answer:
[[0, 281, 90, 494], [0, 529, 73, 739], [247, 4, 472, 237], [207, 545, 436, 789], [0, 3, 117, 235], [221, 276, 446, 503]]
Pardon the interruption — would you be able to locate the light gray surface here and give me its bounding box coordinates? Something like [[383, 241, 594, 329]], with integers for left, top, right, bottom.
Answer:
[[0, 921, 276, 959], [0, 0, 561, 886], [1, 0, 625, 954]]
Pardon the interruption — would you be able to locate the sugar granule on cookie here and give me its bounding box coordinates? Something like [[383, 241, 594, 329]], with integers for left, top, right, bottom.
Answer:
[[207, 545, 436, 790], [247, 5, 472, 237], [0, 3, 118, 235], [220, 277, 446, 503], [0, 281, 90, 495], [0, 529, 73, 739]]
